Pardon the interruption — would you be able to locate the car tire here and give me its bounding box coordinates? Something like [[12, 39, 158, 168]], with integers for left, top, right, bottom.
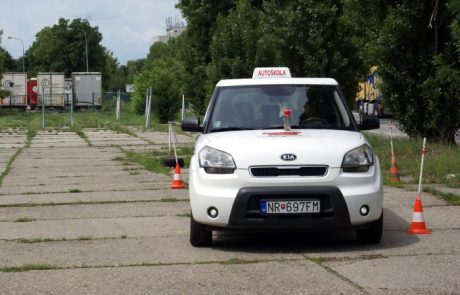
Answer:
[[163, 156, 184, 168], [190, 215, 212, 247], [356, 213, 383, 244]]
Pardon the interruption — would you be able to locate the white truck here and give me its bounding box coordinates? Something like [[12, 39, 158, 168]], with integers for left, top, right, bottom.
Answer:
[[0, 72, 27, 107], [182, 67, 383, 247], [72, 72, 102, 108], [37, 72, 66, 108]]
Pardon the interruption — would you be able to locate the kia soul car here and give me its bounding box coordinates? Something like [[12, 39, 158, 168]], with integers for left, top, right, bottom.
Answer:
[[182, 68, 383, 247]]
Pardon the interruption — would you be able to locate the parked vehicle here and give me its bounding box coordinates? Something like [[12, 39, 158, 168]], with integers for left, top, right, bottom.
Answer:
[[182, 67, 383, 247], [356, 66, 392, 117], [72, 72, 102, 109], [37, 72, 66, 108], [0, 72, 27, 108]]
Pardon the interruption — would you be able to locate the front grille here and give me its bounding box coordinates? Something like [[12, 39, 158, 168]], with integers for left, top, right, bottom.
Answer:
[[250, 166, 328, 177]]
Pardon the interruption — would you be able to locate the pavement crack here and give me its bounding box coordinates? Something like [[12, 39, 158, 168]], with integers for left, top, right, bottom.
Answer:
[[305, 256, 371, 295]]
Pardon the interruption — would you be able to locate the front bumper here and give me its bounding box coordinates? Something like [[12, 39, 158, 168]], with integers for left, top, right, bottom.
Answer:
[[228, 186, 351, 230], [189, 156, 383, 230]]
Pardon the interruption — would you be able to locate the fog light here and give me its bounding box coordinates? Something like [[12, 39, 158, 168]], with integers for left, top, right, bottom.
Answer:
[[360, 205, 370, 216], [207, 207, 218, 219]]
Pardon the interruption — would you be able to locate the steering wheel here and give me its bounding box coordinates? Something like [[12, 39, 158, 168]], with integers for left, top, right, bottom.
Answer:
[[300, 117, 329, 127]]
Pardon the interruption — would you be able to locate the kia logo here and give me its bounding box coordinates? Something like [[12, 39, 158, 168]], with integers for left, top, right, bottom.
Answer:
[[281, 153, 297, 161]]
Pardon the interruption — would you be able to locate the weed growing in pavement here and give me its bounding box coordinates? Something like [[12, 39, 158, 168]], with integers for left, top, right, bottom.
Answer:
[[0, 148, 23, 187], [111, 156, 126, 161], [15, 238, 66, 244], [13, 218, 36, 223], [121, 149, 171, 175], [69, 188, 81, 193], [72, 125, 91, 145], [77, 236, 92, 241], [424, 187, 460, 205], [1, 263, 56, 273]]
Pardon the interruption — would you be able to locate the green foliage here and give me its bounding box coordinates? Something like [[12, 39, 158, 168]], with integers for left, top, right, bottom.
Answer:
[[176, 0, 236, 114], [260, 0, 366, 105], [208, 0, 261, 83], [450, 0, 460, 51], [132, 40, 185, 123], [372, 1, 460, 143], [26, 18, 108, 80], [178, 0, 366, 111], [365, 133, 460, 188]]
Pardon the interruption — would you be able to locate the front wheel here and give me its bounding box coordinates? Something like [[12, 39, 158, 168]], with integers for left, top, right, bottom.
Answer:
[[190, 215, 212, 247], [356, 213, 383, 244]]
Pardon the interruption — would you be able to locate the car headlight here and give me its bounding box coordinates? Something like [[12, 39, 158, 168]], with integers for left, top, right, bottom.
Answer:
[[342, 144, 374, 172], [198, 146, 236, 174]]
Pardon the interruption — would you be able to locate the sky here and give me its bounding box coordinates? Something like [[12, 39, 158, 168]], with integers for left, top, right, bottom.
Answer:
[[0, 0, 182, 65]]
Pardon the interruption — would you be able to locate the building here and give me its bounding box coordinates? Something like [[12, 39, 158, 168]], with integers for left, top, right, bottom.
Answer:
[[153, 16, 186, 43]]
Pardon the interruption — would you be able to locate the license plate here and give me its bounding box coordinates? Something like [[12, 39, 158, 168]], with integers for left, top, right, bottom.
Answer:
[[260, 200, 320, 214]]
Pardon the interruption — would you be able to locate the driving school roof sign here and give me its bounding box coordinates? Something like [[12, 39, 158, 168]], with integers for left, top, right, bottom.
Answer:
[[252, 67, 291, 78]]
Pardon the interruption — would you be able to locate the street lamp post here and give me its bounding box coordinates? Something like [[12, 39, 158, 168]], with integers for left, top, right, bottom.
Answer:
[[68, 28, 89, 72], [7, 36, 25, 72]]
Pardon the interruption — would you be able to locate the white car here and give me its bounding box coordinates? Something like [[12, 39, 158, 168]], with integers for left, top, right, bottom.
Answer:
[[182, 68, 383, 247]]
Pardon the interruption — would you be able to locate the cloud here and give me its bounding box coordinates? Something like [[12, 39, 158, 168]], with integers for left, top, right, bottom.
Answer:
[[0, 0, 181, 64]]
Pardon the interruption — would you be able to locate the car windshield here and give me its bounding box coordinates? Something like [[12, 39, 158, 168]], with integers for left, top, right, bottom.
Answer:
[[208, 85, 352, 132]]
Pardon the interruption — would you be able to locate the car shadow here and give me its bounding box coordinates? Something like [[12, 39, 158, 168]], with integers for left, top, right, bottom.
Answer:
[[211, 208, 418, 254]]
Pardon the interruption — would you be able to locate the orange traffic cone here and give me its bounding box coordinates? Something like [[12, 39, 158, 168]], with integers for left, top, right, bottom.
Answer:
[[407, 197, 431, 234], [171, 164, 186, 189], [389, 155, 400, 182]]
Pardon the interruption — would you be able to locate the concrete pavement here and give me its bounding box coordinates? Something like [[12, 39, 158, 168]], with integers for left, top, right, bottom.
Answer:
[[0, 128, 459, 294]]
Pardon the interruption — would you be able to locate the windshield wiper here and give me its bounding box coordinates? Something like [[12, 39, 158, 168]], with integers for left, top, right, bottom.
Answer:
[[210, 127, 255, 133]]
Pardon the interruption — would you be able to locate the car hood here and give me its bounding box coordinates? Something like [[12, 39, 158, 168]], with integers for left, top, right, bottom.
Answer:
[[195, 130, 368, 169]]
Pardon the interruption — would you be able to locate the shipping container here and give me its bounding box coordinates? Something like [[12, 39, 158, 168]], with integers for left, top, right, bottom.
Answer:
[[72, 72, 102, 108], [37, 72, 66, 108], [0, 72, 28, 107], [27, 78, 38, 107]]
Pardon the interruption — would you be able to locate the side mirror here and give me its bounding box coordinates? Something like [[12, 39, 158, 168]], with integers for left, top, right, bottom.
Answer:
[[181, 117, 203, 132], [359, 114, 380, 130]]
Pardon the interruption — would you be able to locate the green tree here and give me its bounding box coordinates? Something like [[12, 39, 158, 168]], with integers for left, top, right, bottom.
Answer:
[[132, 41, 185, 123], [0, 30, 9, 98], [208, 0, 262, 84], [26, 18, 113, 88], [176, 0, 236, 114], [257, 0, 366, 104], [450, 0, 460, 50], [374, 1, 460, 143], [0, 47, 17, 72]]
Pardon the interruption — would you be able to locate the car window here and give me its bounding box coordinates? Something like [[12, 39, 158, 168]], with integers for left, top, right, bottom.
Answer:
[[208, 85, 352, 132]]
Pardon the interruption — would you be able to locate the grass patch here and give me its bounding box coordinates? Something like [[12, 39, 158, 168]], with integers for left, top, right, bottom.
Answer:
[[13, 218, 36, 223], [15, 238, 66, 244], [69, 188, 81, 193], [121, 149, 171, 175], [0, 199, 189, 208], [112, 156, 126, 161], [0, 147, 23, 187], [72, 125, 91, 146], [424, 187, 460, 206], [160, 198, 178, 202], [77, 236, 93, 241], [365, 133, 460, 188], [1, 263, 56, 273]]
